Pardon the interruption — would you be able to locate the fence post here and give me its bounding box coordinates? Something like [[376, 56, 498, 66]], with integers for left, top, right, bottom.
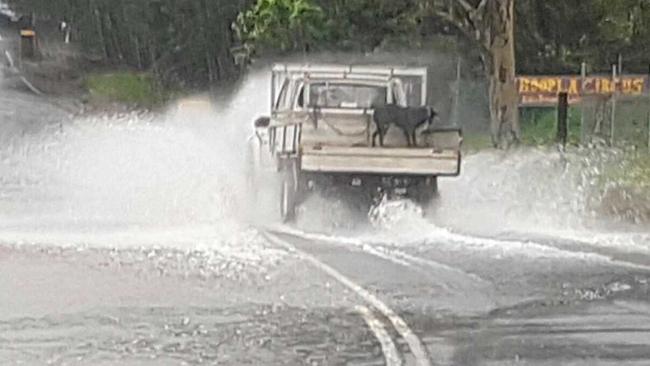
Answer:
[[557, 92, 569, 148], [580, 62, 587, 145], [647, 111, 650, 152], [610, 64, 617, 146]]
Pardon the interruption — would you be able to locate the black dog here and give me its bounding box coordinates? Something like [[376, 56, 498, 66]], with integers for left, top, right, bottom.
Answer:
[[372, 104, 437, 147]]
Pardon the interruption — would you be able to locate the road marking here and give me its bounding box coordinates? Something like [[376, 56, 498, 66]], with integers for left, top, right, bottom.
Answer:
[[19, 76, 43, 95], [448, 232, 650, 273], [356, 305, 402, 366], [4, 50, 14, 68], [263, 232, 432, 366], [364, 244, 489, 285], [420, 230, 650, 273], [270, 226, 490, 284]]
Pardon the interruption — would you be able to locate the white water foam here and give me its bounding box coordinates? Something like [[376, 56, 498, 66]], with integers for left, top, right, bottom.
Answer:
[[0, 70, 286, 271], [287, 145, 649, 260]]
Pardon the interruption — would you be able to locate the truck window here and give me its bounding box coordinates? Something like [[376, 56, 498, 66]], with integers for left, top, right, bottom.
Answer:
[[391, 79, 408, 107], [275, 79, 290, 110], [296, 86, 304, 108], [308, 83, 387, 108]]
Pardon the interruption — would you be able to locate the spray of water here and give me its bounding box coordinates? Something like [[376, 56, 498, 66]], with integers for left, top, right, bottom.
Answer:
[[0, 69, 289, 271], [1, 55, 646, 264]]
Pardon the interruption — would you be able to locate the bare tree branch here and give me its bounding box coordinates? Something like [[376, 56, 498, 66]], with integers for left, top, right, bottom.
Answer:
[[449, 0, 476, 14], [476, 0, 488, 14], [434, 8, 490, 54]]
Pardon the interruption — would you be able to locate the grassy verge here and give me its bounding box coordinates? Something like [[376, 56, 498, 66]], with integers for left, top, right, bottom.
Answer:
[[462, 107, 583, 152], [85, 71, 166, 107], [520, 107, 582, 146]]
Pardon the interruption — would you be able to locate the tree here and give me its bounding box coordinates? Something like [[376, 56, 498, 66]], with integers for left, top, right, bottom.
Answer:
[[236, 0, 328, 53], [3, 0, 250, 87], [238, 0, 521, 147], [425, 0, 519, 147]]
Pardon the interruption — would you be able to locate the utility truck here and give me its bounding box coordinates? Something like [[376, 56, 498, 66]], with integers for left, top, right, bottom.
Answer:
[[250, 64, 462, 222]]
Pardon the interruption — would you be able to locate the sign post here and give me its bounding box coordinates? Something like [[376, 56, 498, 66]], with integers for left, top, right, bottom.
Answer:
[[580, 62, 587, 144], [647, 111, 650, 152], [19, 28, 37, 62], [610, 64, 617, 146], [557, 92, 569, 147]]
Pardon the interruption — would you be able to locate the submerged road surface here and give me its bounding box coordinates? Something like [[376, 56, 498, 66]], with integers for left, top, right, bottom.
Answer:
[[1, 221, 649, 366], [1, 48, 650, 364]]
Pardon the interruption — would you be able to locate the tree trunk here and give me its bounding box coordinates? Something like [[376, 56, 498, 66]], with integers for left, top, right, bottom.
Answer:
[[486, 0, 520, 148], [93, 4, 109, 60]]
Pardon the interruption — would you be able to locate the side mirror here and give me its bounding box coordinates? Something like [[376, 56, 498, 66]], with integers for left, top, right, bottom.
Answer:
[[254, 116, 270, 128]]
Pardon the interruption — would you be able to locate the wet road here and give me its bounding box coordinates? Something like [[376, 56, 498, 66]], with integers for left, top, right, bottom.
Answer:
[[1, 31, 650, 365], [264, 227, 650, 366], [1, 224, 649, 365]]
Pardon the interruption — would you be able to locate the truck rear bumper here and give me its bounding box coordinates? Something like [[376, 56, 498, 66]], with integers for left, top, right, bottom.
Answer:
[[300, 146, 461, 176]]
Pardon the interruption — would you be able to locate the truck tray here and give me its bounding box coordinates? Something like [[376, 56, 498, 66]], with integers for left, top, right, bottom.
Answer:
[[300, 145, 461, 176]]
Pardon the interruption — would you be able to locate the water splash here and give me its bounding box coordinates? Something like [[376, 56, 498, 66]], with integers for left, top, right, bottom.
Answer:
[[0, 70, 284, 269]]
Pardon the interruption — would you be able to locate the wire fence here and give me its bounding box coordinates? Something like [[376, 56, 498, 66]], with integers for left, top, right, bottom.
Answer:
[[516, 69, 650, 152], [580, 94, 650, 150]]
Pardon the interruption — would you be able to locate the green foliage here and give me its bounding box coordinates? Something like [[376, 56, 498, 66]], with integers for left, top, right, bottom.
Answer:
[[5, 0, 249, 87], [520, 107, 582, 146], [517, 0, 650, 74], [463, 107, 585, 151], [319, 0, 421, 50], [9, 0, 650, 85], [237, 0, 328, 52], [85, 72, 160, 106], [236, 0, 424, 53]]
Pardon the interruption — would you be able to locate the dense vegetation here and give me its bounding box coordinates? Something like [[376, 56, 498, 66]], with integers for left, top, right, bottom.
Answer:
[[4, 0, 250, 87], [7, 0, 649, 144], [238, 0, 650, 72], [5, 0, 650, 86]]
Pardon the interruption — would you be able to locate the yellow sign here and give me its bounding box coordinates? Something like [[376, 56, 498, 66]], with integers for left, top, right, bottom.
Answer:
[[517, 75, 648, 106], [20, 29, 36, 37]]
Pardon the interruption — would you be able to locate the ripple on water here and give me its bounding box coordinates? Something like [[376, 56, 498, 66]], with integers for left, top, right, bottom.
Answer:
[[0, 306, 385, 365]]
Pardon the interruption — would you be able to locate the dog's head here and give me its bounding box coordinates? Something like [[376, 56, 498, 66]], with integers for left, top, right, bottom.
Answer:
[[426, 106, 438, 126]]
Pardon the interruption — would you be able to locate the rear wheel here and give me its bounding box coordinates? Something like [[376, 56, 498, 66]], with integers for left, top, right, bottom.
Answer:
[[280, 175, 295, 222], [279, 159, 300, 223], [412, 176, 439, 207]]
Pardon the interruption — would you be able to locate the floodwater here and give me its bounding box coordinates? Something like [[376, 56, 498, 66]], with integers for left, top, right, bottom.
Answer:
[[1, 61, 650, 365]]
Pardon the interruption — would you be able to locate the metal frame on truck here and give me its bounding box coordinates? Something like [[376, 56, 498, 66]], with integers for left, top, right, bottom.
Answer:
[[252, 63, 462, 221]]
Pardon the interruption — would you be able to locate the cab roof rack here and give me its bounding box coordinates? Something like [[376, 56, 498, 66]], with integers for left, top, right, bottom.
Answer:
[[272, 63, 428, 78]]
